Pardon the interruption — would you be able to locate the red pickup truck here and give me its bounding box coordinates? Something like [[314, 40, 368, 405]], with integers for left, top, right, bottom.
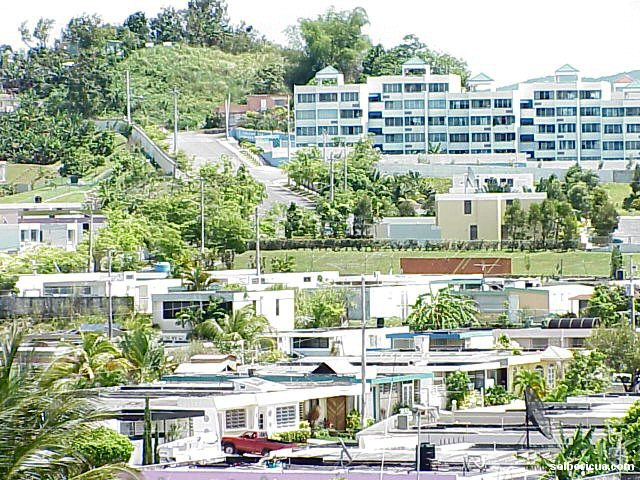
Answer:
[[222, 431, 296, 456]]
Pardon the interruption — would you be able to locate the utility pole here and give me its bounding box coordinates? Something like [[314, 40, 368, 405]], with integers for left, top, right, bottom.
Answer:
[[255, 207, 261, 279], [172, 87, 178, 155], [86, 196, 95, 273], [224, 94, 230, 140], [322, 131, 327, 163], [200, 177, 205, 257], [107, 250, 113, 340], [360, 274, 367, 428], [343, 144, 348, 191], [631, 256, 636, 330], [125, 69, 131, 124], [286, 94, 292, 164], [329, 154, 335, 202]]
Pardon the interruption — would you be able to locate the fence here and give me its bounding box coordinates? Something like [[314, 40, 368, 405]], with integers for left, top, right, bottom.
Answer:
[[0, 296, 133, 320]]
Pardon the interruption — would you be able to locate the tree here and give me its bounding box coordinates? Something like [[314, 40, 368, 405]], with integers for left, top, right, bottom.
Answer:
[[292, 7, 371, 83], [185, 0, 230, 47], [70, 427, 134, 468], [46, 332, 130, 388], [182, 265, 215, 291], [0, 324, 137, 479], [199, 306, 270, 353], [445, 371, 470, 409], [295, 288, 349, 328], [611, 245, 623, 279], [484, 385, 514, 406], [150, 7, 185, 42], [562, 350, 611, 394], [271, 254, 296, 273], [624, 164, 640, 210], [589, 325, 640, 391], [353, 193, 374, 237], [123, 11, 150, 45], [407, 287, 479, 331], [607, 401, 640, 467], [585, 284, 630, 326], [503, 199, 527, 243], [120, 328, 171, 383], [591, 199, 619, 237], [143, 397, 153, 465], [513, 369, 546, 398], [252, 63, 286, 94]]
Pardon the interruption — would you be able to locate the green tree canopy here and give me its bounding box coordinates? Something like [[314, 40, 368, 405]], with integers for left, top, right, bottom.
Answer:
[[407, 287, 479, 331]]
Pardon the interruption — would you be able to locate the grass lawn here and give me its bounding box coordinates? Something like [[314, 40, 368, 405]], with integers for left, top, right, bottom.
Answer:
[[5, 163, 59, 184], [602, 182, 632, 213], [234, 249, 640, 277]]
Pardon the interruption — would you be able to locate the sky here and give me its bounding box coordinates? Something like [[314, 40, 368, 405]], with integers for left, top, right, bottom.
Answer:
[[1, 0, 640, 86]]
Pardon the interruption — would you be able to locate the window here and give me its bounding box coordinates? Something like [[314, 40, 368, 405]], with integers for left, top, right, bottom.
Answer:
[[558, 123, 576, 133], [557, 107, 576, 116], [628, 124, 640, 133], [547, 365, 556, 389], [385, 117, 403, 127], [471, 99, 491, 109], [368, 111, 382, 119], [627, 141, 640, 150], [493, 98, 512, 109], [520, 100, 533, 109], [604, 124, 623, 134], [472, 133, 490, 142], [275, 299, 280, 316], [581, 140, 599, 150], [580, 106, 600, 116], [275, 406, 297, 429], [520, 118, 534, 126], [464, 200, 472, 214], [493, 115, 515, 126], [368, 94, 381, 102], [429, 83, 448, 92], [426, 99, 444, 109], [404, 83, 426, 93], [449, 100, 469, 109], [428, 116, 446, 126], [494, 148, 516, 153], [341, 126, 362, 135], [580, 90, 601, 100], [406, 99, 426, 109], [340, 109, 362, 119], [368, 127, 382, 135], [67, 229, 75, 243], [30, 229, 38, 242], [318, 93, 337, 102], [538, 124, 555, 134], [534, 91, 554, 100], [470, 225, 478, 240], [603, 141, 623, 151], [297, 93, 315, 103], [317, 109, 338, 119], [405, 133, 425, 142], [341, 92, 359, 102], [520, 134, 535, 142], [225, 409, 247, 430], [627, 107, 640, 117], [383, 83, 402, 93], [20, 230, 27, 242], [471, 149, 491, 154], [296, 110, 315, 120], [385, 101, 403, 110], [582, 123, 600, 133], [603, 107, 625, 117], [318, 126, 338, 135], [449, 133, 469, 142], [471, 116, 491, 126], [163, 301, 218, 320], [43, 285, 92, 296], [385, 134, 403, 143], [448, 116, 469, 126], [536, 108, 555, 117], [537, 141, 556, 150], [293, 337, 330, 349], [405, 116, 425, 126], [494, 132, 515, 142], [296, 126, 316, 136], [428, 133, 447, 142], [559, 140, 576, 150], [557, 90, 577, 100]]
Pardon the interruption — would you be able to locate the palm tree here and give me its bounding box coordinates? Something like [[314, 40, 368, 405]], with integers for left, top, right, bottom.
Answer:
[[0, 324, 138, 479], [407, 287, 480, 331], [514, 369, 546, 398], [182, 264, 214, 291], [197, 306, 270, 354], [46, 332, 131, 388], [120, 329, 172, 384]]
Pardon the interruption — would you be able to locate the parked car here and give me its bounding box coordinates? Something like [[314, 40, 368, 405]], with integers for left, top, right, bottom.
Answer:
[[221, 431, 296, 456]]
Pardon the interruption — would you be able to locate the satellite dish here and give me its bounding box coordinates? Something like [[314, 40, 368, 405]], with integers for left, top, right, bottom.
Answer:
[[525, 386, 553, 441]]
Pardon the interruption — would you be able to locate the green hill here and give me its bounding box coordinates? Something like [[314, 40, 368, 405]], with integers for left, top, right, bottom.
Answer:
[[121, 44, 286, 129]]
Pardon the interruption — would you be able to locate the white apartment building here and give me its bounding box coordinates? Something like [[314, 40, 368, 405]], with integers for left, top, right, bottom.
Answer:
[[294, 61, 640, 162]]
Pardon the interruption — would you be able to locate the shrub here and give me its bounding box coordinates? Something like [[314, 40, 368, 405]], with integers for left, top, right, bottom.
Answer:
[[346, 409, 361, 435], [446, 371, 471, 409], [70, 427, 134, 467], [271, 426, 311, 443], [484, 385, 514, 406]]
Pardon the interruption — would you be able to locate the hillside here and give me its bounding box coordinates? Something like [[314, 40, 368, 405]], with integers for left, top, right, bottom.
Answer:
[[498, 70, 640, 91], [120, 45, 287, 129]]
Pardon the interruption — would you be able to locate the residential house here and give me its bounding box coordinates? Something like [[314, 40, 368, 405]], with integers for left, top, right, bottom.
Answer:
[[216, 94, 288, 127]]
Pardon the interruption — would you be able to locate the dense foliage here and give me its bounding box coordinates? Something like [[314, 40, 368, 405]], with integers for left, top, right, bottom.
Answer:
[[406, 287, 479, 331], [70, 427, 134, 468], [445, 371, 471, 408], [584, 284, 632, 326]]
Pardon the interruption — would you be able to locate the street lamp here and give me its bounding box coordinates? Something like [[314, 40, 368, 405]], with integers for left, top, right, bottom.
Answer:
[[412, 404, 427, 480]]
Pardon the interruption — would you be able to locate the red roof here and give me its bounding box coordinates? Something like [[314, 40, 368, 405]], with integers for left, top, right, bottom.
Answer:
[[614, 74, 634, 84]]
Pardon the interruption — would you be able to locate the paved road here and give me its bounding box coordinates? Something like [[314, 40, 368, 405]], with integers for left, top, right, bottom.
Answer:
[[170, 131, 314, 210]]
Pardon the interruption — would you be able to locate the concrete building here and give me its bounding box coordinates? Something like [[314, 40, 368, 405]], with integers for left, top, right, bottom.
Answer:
[[372, 216, 441, 241], [449, 171, 534, 193], [294, 62, 640, 162], [216, 94, 288, 126], [0, 202, 105, 252], [0, 92, 18, 113], [0, 161, 5, 183], [435, 191, 546, 241]]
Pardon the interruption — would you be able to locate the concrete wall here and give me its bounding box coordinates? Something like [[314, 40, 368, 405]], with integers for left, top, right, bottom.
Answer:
[[0, 296, 133, 319]]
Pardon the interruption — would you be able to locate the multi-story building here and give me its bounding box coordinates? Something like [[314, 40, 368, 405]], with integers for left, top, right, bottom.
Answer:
[[294, 61, 640, 162]]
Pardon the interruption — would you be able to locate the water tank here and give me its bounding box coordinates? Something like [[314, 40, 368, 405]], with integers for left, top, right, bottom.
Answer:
[[155, 262, 171, 273]]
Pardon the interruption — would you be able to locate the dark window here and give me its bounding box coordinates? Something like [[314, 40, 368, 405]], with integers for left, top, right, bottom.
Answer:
[[293, 337, 330, 349], [318, 93, 337, 102], [464, 200, 472, 215], [276, 299, 280, 316], [470, 225, 478, 240]]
